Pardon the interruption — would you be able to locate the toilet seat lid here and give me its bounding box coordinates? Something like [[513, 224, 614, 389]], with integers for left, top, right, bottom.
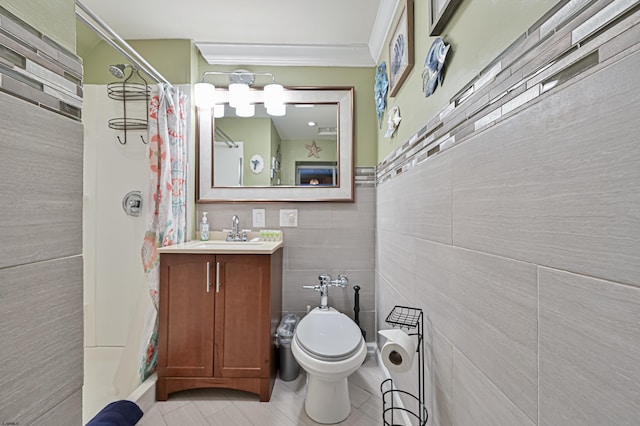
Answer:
[[295, 311, 363, 361]]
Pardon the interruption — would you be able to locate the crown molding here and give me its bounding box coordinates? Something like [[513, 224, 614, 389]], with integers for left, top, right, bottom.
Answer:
[[196, 0, 400, 68], [196, 42, 376, 67], [369, 0, 400, 64]]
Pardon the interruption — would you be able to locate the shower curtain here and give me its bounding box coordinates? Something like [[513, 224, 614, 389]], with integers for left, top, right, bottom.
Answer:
[[139, 84, 187, 380]]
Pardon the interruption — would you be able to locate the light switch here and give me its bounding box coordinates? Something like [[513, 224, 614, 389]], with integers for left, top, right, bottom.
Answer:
[[279, 209, 298, 227], [252, 209, 266, 228]]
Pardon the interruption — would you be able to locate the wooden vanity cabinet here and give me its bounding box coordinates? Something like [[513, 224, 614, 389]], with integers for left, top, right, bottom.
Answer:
[[156, 249, 282, 402]]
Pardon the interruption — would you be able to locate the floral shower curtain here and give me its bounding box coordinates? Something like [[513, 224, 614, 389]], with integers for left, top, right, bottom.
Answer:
[[139, 84, 187, 380]]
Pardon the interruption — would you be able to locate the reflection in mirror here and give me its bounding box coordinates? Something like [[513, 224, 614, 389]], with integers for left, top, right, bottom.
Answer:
[[198, 88, 354, 202], [214, 103, 338, 187], [296, 162, 337, 186]]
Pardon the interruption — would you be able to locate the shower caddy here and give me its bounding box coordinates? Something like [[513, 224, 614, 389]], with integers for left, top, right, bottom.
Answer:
[[107, 67, 150, 144], [380, 305, 428, 425]]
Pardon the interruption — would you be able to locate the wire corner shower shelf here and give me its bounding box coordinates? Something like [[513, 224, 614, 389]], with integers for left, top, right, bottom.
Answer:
[[381, 305, 428, 426]]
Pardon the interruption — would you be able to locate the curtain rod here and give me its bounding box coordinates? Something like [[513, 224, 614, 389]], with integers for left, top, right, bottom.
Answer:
[[75, 0, 172, 87]]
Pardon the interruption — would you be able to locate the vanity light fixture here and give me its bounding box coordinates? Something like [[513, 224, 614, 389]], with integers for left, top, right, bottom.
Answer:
[[194, 70, 285, 118], [263, 82, 285, 116], [266, 103, 286, 116], [194, 81, 216, 109], [213, 104, 225, 118], [228, 76, 250, 108], [235, 103, 255, 118]]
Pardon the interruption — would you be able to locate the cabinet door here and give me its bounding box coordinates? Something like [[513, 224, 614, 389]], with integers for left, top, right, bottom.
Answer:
[[158, 254, 215, 377], [214, 254, 270, 378]]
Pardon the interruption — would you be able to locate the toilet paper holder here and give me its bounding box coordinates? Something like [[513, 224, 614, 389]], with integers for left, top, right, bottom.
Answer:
[[380, 305, 428, 426]]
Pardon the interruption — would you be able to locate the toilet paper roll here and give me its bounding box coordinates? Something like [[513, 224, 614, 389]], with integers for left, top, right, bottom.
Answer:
[[378, 329, 416, 373]]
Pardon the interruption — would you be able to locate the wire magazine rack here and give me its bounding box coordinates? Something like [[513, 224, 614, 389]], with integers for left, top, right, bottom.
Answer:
[[381, 305, 428, 425]]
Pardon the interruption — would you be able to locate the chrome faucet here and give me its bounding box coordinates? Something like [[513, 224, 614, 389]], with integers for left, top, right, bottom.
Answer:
[[226, 215, 246, 241], [232, 215, 240, 236], [303, 274, 349, 310]]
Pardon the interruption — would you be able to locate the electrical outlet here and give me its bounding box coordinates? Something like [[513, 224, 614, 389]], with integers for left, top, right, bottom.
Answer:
[[279, 209, 298, 227], [252, 209, 266, 228]]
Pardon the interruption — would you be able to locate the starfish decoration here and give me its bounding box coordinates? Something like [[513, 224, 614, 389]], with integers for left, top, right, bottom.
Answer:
[[305, 141, 322, 158]]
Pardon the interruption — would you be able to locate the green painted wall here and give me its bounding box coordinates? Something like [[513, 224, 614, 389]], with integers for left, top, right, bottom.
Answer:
[[214, 116, 338, 186], [199, 61, 376, 168], [79, 40, 373, 169], [0, 0, 75, 52], [280, 138, 338, 185], [74, 0, 559, 167], [80, 38, 377, 167], [377, 0, 558, 161], [81, 39, 193, 84], [215, 117, 273, 186], [270, 121, 281, 185]]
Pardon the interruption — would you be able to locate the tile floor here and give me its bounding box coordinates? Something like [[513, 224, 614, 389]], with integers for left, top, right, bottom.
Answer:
[[137, 356, 385, 425]]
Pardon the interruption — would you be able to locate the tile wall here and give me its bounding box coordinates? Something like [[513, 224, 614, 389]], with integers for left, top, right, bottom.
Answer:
[[376, 1, 640, 425], [199, 167, 377, 341], [0, 6, 84, 424]]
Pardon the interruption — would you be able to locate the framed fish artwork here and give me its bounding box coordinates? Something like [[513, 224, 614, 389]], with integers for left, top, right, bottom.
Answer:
[[429, 0, 462, 36], [388, 0, 414, 97]]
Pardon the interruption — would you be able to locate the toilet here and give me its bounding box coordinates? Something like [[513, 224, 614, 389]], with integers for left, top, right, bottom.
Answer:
[[291, 307, 367, 424]]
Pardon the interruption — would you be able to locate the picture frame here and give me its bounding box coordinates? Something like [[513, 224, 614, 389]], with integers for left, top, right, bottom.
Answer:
[[388, 0, 414, 97], [429, 0, 462, 36]]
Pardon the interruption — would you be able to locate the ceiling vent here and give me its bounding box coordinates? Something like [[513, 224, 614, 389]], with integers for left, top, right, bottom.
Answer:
[[318, 127, 337, 136]]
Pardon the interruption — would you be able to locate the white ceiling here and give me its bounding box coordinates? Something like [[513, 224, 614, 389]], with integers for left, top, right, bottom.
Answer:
[[78, 0, 399, 67]]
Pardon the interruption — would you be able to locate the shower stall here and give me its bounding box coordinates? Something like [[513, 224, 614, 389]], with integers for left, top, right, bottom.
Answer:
[[77, 1, 184, 421], [82, 83, 153, 422]]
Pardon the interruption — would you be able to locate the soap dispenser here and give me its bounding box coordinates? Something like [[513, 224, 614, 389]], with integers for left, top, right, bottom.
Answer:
[[200, 212, 209, 241]]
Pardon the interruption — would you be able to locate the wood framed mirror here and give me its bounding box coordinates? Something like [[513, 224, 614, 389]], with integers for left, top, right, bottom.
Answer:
[[197, 87, 354, 202]]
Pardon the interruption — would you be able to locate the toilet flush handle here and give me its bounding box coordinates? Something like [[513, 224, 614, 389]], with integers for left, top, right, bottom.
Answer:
[[302, 283, 329, 310]]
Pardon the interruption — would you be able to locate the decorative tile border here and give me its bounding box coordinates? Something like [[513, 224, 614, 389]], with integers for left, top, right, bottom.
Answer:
[[377, 0, 640, 185], [355, 166, 376, 187], [0, 6, 83, 121]]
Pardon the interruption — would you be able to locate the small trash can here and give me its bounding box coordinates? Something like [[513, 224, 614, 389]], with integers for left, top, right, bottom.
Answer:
[[276, 314, 300, 381]]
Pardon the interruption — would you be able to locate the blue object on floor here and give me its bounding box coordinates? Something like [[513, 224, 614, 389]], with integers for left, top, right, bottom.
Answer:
[[86, 400, 143, 426]]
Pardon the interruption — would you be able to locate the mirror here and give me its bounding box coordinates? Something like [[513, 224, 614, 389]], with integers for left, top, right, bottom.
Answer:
[[198, 87, 354, 202]]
